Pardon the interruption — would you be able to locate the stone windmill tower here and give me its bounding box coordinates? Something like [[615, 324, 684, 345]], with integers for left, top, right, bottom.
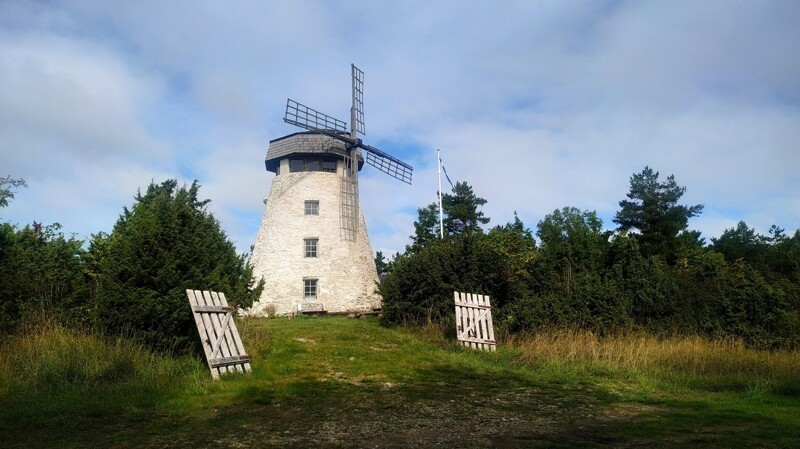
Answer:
[[249, 65, 413, 316]]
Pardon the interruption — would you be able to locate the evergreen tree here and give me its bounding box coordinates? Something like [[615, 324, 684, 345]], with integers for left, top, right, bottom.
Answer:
[[711, 221, 769, 264], [407, 181, 490, 253], [93, 180, 263, 353], [407, 203, 440, 253], [382, 169, 799, 348], [374, 251, 390, 276], [0, 222, 86, 333], [613, 166, 703, 261], [443, 181, 489, 236], [487, 212, 538, 304], [537, 207, 608, 295]]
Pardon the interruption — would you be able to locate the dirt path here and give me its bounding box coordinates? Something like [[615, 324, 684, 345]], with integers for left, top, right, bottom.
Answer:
[[59, 385, 662, 449]]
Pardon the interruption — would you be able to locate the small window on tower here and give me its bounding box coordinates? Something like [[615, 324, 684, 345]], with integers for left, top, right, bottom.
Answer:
[[322, 160, 336, 173], [289, 159, 304, 172], [304, 238, 318, 258], [306, 159, 321, 171], [305, 200, 319, 215], [304, 279, 317, 299]]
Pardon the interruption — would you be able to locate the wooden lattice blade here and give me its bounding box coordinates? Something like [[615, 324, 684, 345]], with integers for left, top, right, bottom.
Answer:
[[360, 143, 413, 184], [352, 64, 365, 135], [284, 98, 348, 134]]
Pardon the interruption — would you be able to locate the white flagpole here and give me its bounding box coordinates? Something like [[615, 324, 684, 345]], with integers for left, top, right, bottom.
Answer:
[[437, 149, 444, 239]]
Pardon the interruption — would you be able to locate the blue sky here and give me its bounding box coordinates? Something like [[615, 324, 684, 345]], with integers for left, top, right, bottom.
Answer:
[[2, 0, 799, 255]]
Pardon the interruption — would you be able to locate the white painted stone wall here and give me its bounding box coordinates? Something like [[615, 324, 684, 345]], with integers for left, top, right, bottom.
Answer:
[[248, 159, 382, 316]]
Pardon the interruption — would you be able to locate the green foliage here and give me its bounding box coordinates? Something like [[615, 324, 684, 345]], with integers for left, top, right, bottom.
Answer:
[[0, 175, 27, 210], [614, 166, 703, 261], [384, 169, 800, 348], [381, 239, 459, 325], [536, 207, 609, 294], [93, 180, 263, 354], [407, 181, 490, 254], [442, 181, 489, 236], [714, 261, 800, 348], [0, 222, 86, 333], [504, 214, 629, 335], [772, 230, 800, 282], [374, 251, 390, 276], [407, 203, 440, 253], [711, 221, 770, 264], [487, 212, 538, 302], [381, 234, 509, 326], [711, 222, 800, 285], [384, 206, 534, 327]]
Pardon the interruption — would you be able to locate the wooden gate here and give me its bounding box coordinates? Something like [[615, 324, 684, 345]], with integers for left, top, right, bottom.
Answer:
[[186, 289, 251, 379], [454, 291, 496, 351]]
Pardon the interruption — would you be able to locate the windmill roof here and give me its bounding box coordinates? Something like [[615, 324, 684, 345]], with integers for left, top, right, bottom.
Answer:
[[265, 132, 364, 173]]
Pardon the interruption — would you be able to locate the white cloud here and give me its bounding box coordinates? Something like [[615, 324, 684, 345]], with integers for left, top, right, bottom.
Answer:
[[1, 0, 798, 255], [0, 33, 167, 169]]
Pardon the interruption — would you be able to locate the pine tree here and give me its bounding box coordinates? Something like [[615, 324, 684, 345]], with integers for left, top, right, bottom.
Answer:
[[443, 181, 489, 236], [613, 166, 703, 261]]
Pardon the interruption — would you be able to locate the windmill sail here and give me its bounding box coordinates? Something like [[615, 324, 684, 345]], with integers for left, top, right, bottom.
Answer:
[[351, 64, 365, 136], [285, 99, 348, 136], [361, 143, 413, 184], [282, 65, 413, 242]]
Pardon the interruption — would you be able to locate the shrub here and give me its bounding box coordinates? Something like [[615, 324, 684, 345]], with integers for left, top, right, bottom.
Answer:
[[380, 235, 508, 326], [0, 223, 86, 334], [93, 180, 262, 354]]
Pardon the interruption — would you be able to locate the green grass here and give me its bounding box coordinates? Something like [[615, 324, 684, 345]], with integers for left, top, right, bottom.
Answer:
[[1, 316, 798, 448]]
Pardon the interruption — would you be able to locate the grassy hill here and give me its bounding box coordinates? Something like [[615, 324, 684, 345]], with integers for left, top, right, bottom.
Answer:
[[1, 316, 798, 448]]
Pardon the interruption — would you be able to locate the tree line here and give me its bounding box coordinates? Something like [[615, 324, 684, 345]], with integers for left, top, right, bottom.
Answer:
[[0, 177, 262, 354], [378, 167, 800, 349], [3, 168, 798, 351]]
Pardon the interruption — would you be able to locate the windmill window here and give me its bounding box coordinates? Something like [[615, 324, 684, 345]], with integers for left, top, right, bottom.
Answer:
[[304, 200, 319, 215], [306, 159, 322, 171], [304, 279, 317, 299], [304, 238, 318, 257], [288, 157, 338, 173], [289, 159, 304, 172]]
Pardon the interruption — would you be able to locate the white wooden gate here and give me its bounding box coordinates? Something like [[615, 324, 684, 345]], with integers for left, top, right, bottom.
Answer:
[[186, 289, 251, 379], [454, 291, 496, 351]]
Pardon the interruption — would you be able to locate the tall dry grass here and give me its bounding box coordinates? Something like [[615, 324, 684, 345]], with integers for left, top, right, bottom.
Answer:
[[0, 316, 198, 397], [508, 329, 800, 393]]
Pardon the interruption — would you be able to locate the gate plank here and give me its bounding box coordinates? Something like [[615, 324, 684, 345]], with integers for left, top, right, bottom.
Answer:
[[199, 290, 229, 375], [218, 292, 252, 372], [214, 291, 245, 373], [203, 290, 237, 373], [454, 291, 496, 351], [209, 291, 241, 373], [187, 289, 219, 379], [187, 289, 252, 378]]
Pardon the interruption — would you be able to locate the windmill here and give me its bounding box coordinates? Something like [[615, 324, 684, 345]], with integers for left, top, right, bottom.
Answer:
[[284, 64, 413, 241], [248, 64, 413, 316]]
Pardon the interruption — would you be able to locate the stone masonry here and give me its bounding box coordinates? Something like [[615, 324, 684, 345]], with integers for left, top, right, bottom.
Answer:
[[248, 135, 381, 316]]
